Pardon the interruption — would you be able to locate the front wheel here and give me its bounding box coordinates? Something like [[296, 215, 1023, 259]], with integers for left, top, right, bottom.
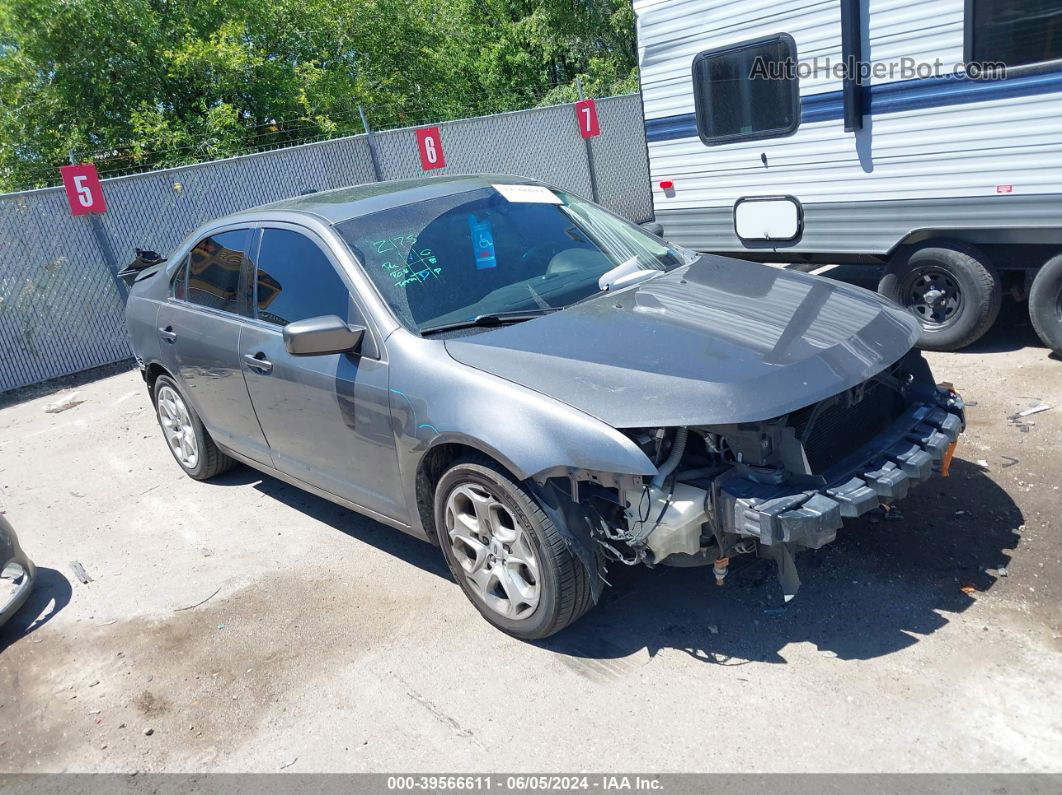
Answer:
[[434, 459, 594, 639], [879, 245, 1001, 351]]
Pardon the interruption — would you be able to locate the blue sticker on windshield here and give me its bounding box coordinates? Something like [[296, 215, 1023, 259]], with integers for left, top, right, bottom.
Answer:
[[468, 214, 497, 270]]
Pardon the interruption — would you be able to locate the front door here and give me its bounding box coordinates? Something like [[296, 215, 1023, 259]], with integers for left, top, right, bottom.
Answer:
[[238, 226, 405, 522], [157, 227, 272, 464]]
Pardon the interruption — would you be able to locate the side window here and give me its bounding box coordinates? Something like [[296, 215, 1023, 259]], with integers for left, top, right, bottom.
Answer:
[[171, 255, 188, 300], [966, 0, 1062, 68], [692, 35, 800, 145], [187, 229, 250, 313], [254, 229, 352, 327]]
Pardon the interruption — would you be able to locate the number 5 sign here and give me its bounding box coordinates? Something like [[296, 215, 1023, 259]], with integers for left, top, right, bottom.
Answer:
[[60, 164, 108, 216], [415, 127, 446, 171], [575, 98, 600, 139]]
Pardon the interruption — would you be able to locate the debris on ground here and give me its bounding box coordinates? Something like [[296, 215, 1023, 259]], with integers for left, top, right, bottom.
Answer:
[[975, 459, 990, 470], [69, 560, 94, 584], [174, 586, 221, 612], [998, 566, 1009, 577], [279, 757, 298, 770], [707, 624, 719, 635], [143, 728, 154, 737], [961, 584, 977, 594], [1016, 402, 1052, 418], [1002, 456, 1020, 469], [1009, 401, 1053, 431], [44, 392, 86, 414]]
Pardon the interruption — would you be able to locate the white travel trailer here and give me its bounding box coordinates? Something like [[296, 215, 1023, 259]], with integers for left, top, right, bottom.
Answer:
[[635, 0, 1062, 352]]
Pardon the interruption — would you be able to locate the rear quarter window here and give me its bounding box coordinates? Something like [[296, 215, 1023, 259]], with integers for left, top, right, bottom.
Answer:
[[187, 229, 251, 313], [170, 255, 188, 300]]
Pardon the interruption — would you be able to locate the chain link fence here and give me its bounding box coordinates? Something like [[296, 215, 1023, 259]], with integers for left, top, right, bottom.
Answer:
[[0, 94, 651, 393]]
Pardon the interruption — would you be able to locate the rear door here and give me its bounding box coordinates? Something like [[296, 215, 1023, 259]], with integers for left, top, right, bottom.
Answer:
[[238, 225, 405, 522], [156, 227, 272, 464]]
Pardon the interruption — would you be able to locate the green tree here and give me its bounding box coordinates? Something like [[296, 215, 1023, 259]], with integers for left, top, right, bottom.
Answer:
[[0, 0, 636, 192]]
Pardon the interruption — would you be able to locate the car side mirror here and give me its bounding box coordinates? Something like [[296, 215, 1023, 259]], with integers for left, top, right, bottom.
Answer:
[[283, 315, 365, 356], [639, 221, 664, 238]]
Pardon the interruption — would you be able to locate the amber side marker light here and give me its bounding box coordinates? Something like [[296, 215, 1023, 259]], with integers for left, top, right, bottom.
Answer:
[[940, 440, 959, 477]]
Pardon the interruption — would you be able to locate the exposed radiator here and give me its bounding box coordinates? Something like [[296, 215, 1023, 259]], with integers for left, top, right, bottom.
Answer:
[[790, 378, 906, 473]]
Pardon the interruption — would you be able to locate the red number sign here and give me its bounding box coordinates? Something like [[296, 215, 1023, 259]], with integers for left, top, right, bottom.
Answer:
[[60, 164, 108, 216], [575, 98, 600, 139], [416, 127, 446, 171]]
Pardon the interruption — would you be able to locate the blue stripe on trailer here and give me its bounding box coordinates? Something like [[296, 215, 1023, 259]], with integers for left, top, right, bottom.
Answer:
[[645, 67, 1062, 142]]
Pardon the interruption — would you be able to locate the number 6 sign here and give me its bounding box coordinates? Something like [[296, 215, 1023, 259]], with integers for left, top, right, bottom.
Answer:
[[415, 127, 446, 171], [60, 164, 108, 216]]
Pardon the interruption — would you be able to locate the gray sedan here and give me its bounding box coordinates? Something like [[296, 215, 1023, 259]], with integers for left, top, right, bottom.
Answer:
[[123, 175, 965, 638]]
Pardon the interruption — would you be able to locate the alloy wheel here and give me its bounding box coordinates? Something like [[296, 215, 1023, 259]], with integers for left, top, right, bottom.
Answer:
[[157, 385, 199, 469], [444, 483, 540, 620]]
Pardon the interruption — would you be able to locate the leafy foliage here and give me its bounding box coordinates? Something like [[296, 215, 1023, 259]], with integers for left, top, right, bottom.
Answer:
[[0, 0, 637, 191]]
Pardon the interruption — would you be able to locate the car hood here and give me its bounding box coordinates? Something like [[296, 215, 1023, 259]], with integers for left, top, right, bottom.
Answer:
[[444, 255, 920, 428]]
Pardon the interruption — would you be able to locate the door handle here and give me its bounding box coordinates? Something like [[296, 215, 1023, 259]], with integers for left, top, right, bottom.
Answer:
[[159, 325, 177, 343], [243, 353, 273, 373]]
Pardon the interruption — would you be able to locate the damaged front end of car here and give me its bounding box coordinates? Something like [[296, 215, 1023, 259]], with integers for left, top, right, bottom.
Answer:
[[534, 349, 965, 601]]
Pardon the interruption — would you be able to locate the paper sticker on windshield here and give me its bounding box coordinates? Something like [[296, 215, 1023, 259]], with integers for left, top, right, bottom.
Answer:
[[492, 184, 562, 204], [468, 215, 497, 269]]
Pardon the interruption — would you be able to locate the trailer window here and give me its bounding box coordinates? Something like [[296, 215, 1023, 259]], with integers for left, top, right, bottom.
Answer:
[[692, 35, 800, 146], [966, 0, 1062, 68]]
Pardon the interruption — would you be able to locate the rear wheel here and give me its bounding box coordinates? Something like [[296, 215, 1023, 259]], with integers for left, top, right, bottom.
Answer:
[[434, 458, 594, 639], [153, 375, 236, 480], [879, 245, 1001, 351], [1029, 253, 1062, 356]]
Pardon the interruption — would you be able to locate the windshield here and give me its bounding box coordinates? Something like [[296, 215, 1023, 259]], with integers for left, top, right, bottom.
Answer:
[[334, 184, 697, 332]]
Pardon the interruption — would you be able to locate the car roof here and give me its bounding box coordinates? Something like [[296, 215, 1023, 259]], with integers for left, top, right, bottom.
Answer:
[[215, 174, 543, 227]]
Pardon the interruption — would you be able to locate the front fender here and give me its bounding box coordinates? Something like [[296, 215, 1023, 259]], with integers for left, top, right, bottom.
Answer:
[[386, 333, 656, 534]]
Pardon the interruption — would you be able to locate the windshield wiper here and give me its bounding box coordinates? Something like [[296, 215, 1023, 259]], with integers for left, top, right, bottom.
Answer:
[[419, 308, 559, 336]]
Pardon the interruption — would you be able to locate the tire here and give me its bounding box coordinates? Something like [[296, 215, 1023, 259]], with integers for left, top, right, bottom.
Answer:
[[1029, 253, 1062, 356], [152, 375, 236, 481], [434, 457, 595, 640], [879, 244, 1002, 351]]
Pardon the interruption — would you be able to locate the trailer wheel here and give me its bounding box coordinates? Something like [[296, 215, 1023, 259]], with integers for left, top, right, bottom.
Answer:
[[879, 245, 1001, 351], [1029, 253, 1062, 356]]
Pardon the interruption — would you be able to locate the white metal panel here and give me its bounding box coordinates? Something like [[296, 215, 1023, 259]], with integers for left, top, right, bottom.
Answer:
[[637, 0, 1062, 217], [649, 92, 1062, 208], [637, 0, 843, 120]]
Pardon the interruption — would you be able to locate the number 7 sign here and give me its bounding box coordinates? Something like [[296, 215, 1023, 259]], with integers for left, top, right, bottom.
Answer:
[[60, 164, 108, 216], [575, 98, 600, 139]]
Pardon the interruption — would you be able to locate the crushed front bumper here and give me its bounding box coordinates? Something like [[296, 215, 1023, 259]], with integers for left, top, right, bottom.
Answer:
[[713, 387, 965, 557], [0, 515, 37, 626]]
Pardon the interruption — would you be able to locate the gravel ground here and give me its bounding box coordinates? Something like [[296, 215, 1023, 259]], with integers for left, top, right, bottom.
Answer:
[[0, 297, 1060, 774]]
